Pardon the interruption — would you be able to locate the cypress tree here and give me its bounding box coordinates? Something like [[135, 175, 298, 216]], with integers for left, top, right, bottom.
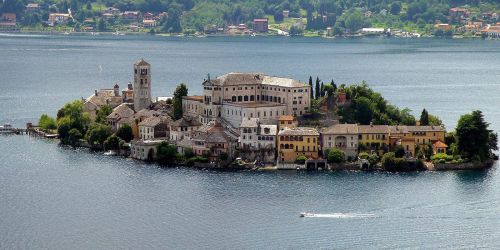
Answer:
[[309, 76, 313, 100], [320, 82, 324, 97], [315, 77, 320, 100], [420, 109, 429, 126]]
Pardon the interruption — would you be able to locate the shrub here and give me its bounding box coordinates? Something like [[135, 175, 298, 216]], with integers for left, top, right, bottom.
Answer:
[[394, 145, 405, 158], [381, 152, 396, 169], [327, 148, 345, 163], [368, 154, 380, 166], [358, 152, 370, 159], [296, 155, 307, 164], [39, 114, 57, 130]]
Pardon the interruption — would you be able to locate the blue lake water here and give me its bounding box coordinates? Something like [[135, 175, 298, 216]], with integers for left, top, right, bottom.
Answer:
[[0, 34, 499, 249]]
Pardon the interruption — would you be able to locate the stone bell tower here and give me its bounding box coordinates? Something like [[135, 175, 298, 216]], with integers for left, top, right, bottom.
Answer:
[[133, 59, 152, 111]]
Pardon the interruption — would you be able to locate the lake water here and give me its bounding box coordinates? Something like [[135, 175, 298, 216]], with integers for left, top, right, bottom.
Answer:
[[0, 34, 499, 249]]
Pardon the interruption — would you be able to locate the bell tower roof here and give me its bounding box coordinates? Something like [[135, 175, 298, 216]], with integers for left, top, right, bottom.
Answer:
[[135, 58, 150, 66]]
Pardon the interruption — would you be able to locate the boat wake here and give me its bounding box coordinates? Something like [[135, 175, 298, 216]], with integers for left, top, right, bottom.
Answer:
[[301, 212, 377, 219]]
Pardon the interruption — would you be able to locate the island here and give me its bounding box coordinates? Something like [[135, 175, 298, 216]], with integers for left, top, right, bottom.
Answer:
[[33, 59, 498, 171]]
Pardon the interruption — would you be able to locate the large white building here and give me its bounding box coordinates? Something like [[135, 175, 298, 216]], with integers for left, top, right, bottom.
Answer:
[[182, 73, 311, 128]]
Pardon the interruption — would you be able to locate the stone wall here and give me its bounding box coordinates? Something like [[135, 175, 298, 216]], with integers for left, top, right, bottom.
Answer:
[[434, 160, 494, 171]]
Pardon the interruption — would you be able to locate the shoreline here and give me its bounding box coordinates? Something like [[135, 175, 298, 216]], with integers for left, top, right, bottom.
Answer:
[[22, 132, 496, 172], [0, 29, 493, 40]]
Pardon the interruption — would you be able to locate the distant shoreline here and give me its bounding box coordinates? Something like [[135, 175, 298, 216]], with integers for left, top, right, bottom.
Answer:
[[0, 29, 494, 40]]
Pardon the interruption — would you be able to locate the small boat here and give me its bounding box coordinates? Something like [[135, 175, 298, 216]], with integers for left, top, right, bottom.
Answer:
[[104, 150, 117, 156], [300, 212, 313, 217], [0, 124, 15, 134]]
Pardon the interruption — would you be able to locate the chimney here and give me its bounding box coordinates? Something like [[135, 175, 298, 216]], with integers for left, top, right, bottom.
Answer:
[[370, 122, 373, 127], [95, 90, 98, 96], [128, 82, 133, 90]]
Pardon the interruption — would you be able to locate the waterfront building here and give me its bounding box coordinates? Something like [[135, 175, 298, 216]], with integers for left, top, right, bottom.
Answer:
[[192, 121, 237, 162], [169, 116, 203, 141], [130, 139, 165, 161], [278, 127, 319, 163], [48, 13, 71, 25], [83, 84, 124, 121], [138, 116, 171, 140], [253, 18, 268, 33], [106, 103, 135, 131], [133, 59, 152, 112], [278, 115, 298, 130], [131, 109, 161, 139], [182, 72, 311, 128], [238, 118, 277, 162], [0, 13, 16, 26], [320, 124, 359, 160], [432, 140, 448, 155], [26, 3, 40, 12], [358, 124, 390, 155], [407, 125, 446, 146]]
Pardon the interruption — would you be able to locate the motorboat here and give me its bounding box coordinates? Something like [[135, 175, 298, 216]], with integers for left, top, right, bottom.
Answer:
[[300, 212, 314, 217], [104, 150, 118, 156], [0, 124, 14, 134]]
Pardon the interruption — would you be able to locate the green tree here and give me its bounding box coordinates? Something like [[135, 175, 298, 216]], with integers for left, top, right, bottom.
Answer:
[[116, 124, 133, 142], [97, 17, 106, 32], [394, 144, 405, 158], [345, 10, 364, 33], [315, 77, 320, 100], [323, 84, 334, 96], [381, 152, 396, 169], [353, 96, 374, 125], [368, 154, 380, 166], [86, 123, 112, 148], [308, 76, 314, 100], [96, 104, 112, 124], [68, 128, 82, 147], [57, 117, 71, 144], [420, 109, 429, 125], [327, 148, 345, 163], [219, 152, 228, 161], [104, 134, 120, 150], [296, 155, 307, 164], [173, 83, 188, 120], [390, 1, 402, 15], [162, 6, 182, 33], [157, 141, 178, 165], [289, 25, 303, 36], [456, 110, 496, 161], [39, 114, 57, 130]]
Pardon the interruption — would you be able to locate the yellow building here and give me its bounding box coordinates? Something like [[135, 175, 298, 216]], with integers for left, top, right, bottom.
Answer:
[[278, 115, 298, 130], [407, 126, 446, 146], [388, 125, 446, 157], [278, 127, 319, 163], [358, 124, 390, 155]]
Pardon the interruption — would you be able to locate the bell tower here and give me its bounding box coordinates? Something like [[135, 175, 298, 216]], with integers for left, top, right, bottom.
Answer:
[[133, 59, 152, 111]]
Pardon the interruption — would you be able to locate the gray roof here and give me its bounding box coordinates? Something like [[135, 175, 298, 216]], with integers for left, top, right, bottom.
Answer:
[[135, 58, 150, 66], [357, 125, 389, 134], [208, 72, 308, 88], [171, 117, 202, 127], [138, 116, 169, 127], [321, 124, 359, 135], [107, 103, 134, 120], [407, 125, 445, 132], [278, 127, 319, 136], [240, 118, 259, 128]]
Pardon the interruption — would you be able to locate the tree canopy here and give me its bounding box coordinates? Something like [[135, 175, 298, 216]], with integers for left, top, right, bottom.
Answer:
[[455, 110, 497, 161]]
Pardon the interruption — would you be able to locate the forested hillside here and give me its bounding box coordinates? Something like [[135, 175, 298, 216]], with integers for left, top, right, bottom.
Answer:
[[1, 0, 499, 34]]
